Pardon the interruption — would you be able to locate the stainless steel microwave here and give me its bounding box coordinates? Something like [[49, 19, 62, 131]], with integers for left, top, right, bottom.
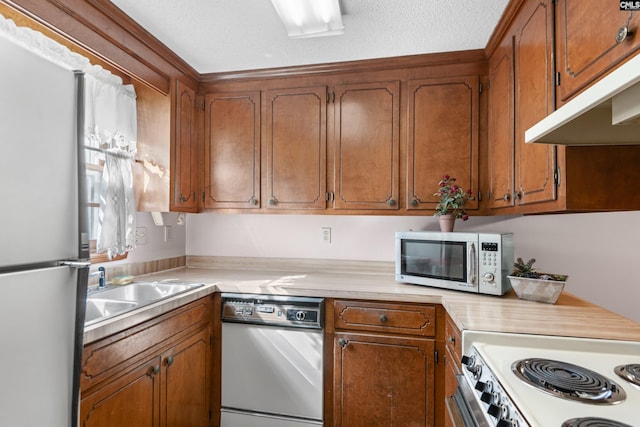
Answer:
[[395, 231, 514, 296]]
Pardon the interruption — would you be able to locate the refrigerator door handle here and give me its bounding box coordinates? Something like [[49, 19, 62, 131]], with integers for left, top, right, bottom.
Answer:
[[59, 261, 91, 268]]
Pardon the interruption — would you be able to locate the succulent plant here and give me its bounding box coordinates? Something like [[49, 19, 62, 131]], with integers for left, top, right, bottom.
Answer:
[[511, 258, 568, 282]]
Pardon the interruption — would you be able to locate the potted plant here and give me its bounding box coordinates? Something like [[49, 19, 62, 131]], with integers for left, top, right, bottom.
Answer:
[[508, 258, 568, 304], [433, 175, 474, 232]]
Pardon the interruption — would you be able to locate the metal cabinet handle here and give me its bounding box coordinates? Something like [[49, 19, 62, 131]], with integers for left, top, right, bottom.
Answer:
[[410, 198, 419, 207], [502, 193, 511, 202], [515, 191, 523, 200], [166, 356, 174, 367], [338, 338, 348, 348], [249, 197, 258, 206], [148, 365, 160, 376], [387, 198, 396, 206], [269, 197, 277, 206], [616, 25, 632, 44], [178, 193, 195, 204], [379, 314, 388, 323], [448, 336, 456, 344]]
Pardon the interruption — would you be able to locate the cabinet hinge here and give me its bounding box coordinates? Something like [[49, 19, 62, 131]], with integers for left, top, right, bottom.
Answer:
[[478, 82, 483, 94], [325, 192, 334, 202], [554, 167, 561, 185], [202, 192, 205, 203], [477, 191, 483, 202], [327, 91, 335, 103], [434, 349, 439, 363], [555, 71, 561, 87]]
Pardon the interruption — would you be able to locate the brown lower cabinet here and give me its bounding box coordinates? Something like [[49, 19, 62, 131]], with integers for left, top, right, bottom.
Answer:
[[329, 299, 437, 427], [79, 297, 213, 427], [443, 314, 463, 427]]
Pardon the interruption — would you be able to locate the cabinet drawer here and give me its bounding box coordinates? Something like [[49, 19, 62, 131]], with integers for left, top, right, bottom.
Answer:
[[81, 297, 211, 392], [445, 315, 462, 361], [333, 300, 435, 337]]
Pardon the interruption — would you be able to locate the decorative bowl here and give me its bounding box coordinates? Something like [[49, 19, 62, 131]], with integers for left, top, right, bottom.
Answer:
[[507, 275, 567, 304]]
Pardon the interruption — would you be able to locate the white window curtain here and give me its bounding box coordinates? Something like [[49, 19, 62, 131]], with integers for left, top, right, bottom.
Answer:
[[0, 13, 138, 259]]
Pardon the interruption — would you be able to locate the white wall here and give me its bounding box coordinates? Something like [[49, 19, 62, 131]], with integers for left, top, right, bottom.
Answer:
[[186, 211, 640, 322], [106, 211, 187, 265]]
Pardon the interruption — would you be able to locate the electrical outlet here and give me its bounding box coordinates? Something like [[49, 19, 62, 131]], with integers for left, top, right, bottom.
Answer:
[[164, 225, 173, 242], [321, 227, 332, 243], [135, 227, 147, 245]]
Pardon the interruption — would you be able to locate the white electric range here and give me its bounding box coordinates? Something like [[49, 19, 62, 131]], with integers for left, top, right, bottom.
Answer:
[[455, 331, 640, 427]]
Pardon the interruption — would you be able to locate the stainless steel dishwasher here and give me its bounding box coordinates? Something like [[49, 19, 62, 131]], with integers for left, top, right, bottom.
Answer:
[[220, 293, 324, 427]]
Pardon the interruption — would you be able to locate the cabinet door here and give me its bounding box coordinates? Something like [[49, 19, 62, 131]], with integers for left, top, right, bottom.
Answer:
[[444, 316, 462, 402], [334, 332, 434, 427], [204, 91, 260, 209], [514, 0, 557, 205], [407, 76, 479, 211], [265, 86, 327, 210], [556, 0, 640, 104], [171, 80, 199, 212], [333, 81, 400, 210], [162, 328, 211, 427], [487, 37, 515, 209], [80, 356, 161, 427]]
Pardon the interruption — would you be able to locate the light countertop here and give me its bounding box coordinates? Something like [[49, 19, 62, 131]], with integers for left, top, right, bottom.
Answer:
[[83, 258, 640, 344]]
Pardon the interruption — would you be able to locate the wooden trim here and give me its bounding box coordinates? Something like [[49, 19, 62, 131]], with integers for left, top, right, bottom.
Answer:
[[1, 0, 198, 93], [484, 0, 527, 58], [200, 50, 488, 84]]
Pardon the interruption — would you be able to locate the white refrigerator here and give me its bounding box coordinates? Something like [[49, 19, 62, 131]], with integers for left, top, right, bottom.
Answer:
[[0, 33, 89, 426]]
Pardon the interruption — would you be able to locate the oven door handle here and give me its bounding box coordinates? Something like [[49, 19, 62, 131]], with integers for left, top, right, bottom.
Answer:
[[454, 374, 491, 427]]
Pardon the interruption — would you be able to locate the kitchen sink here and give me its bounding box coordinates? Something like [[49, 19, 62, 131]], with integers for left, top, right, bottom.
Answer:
[[85, 281, 205, 326], [85, 299, 140, 325]]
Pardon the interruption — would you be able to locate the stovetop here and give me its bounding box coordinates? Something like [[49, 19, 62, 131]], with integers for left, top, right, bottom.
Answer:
[[462, 331, 640, 427]]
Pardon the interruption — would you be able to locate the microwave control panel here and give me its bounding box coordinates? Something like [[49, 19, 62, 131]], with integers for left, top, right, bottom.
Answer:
[[478, 234, 514, 294]]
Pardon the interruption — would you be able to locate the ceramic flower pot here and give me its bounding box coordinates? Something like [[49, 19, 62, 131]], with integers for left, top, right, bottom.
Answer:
[[438, 214, 456, 232]]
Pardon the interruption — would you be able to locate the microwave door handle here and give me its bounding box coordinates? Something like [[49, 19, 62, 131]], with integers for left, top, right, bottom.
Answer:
[[469, 243, 477, 284]]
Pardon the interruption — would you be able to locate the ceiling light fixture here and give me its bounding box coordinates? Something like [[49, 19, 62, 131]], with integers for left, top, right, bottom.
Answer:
[[270, 0, 344, 39]]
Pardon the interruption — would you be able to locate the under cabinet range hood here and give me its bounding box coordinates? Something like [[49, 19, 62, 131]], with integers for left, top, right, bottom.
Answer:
[[526, 52, 640, 145]]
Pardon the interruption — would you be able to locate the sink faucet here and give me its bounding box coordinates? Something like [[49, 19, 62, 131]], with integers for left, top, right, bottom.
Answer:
[[89, 266, 106, 288]]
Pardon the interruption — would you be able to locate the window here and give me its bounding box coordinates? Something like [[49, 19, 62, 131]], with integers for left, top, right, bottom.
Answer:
[[85, 149, 127, 263]]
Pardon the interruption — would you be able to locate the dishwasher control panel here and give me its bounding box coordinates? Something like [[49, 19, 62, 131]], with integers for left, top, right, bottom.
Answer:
[[221, 293, 324, 329]]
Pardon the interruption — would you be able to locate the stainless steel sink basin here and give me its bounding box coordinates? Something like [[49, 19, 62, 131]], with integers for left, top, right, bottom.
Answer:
[[85, 299, 139, 325], [91, 282, 203, 303], [85, 281, 205, 326]]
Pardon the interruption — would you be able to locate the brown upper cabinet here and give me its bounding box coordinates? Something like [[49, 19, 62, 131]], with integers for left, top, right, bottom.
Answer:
[[171, 80, 200, 212], [332, 81, 400, 210], [487, 33, 515, 209], [487, 0, 640, 214], [265, 86, 327, 210], [513, 0, 556, 206], [204, 91, 261, 209], [203, 80, 401, 213], [556, 0, 640, 105], [487, 0, 556, 210], [406, 76, 479, 212]]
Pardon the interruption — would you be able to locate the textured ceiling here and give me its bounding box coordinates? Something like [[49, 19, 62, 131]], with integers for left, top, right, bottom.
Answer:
[[111, 0, 510, 74]]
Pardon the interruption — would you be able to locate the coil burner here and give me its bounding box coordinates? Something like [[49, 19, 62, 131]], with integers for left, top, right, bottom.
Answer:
[[511, 358, 626, 404], [614, 364, 640, 387], [562, 417, 634, 427]]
